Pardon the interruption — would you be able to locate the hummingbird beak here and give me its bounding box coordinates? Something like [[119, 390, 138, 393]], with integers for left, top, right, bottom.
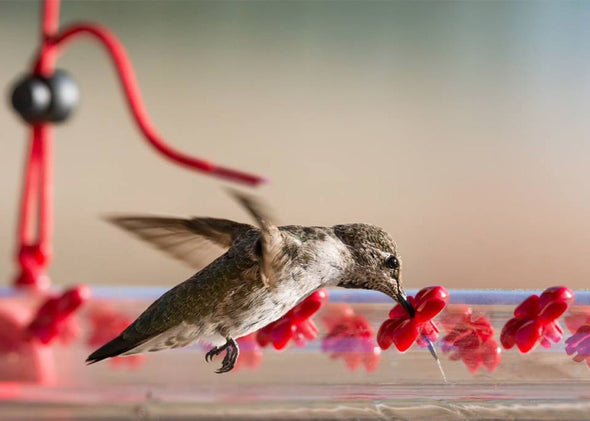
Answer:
[[397, 292, 415, 318]]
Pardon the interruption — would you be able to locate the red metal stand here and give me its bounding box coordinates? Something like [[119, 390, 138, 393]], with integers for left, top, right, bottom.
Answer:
[[14, 0, 266, 290]]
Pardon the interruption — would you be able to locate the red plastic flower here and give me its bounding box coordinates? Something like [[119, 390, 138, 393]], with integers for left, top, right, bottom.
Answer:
[[256, 289, 328, 350], [565, 325, 590, 368], [500, 286, 574, 353], [27, 285, 91, 345], [564, 311, 590, 368], [321, 304, 380, 372], [377, 286, 449, 352], [233, 333, 263, 371], [440, 305, 501, 373], [86, 303, 146, 369]]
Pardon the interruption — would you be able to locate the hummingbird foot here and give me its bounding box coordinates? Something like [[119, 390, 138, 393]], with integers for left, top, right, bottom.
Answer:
[[205, 337, 240, 374]]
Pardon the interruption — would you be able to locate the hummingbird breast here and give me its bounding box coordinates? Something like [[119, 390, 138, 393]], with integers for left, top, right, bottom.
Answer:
[[212, 229, 350, 338]]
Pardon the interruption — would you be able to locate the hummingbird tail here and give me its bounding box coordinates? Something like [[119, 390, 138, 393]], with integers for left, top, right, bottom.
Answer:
[[86, 335, 141, 365]]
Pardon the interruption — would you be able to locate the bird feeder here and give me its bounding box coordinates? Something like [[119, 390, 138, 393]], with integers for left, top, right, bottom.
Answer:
[[1, 1, 589, 419]]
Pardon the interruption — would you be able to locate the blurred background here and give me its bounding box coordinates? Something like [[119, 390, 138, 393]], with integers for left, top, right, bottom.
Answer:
[[1, 1, 589, 290]]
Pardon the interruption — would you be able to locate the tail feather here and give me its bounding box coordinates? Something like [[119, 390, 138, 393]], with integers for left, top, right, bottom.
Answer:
[[86, 335, 142, 365]]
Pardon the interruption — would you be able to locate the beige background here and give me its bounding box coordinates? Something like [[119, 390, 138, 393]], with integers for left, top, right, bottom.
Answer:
[[1, 1, 589, 290]]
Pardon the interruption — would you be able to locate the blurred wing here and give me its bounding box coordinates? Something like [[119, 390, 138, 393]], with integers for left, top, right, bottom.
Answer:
[[106, 216, 255, 270], [229, 190, 296, 288]]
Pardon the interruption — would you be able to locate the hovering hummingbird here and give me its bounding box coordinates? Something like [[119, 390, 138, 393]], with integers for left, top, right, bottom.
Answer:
[[86, 192, 415, 373]]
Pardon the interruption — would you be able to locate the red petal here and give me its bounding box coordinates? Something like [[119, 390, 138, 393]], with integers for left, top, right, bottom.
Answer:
[[377, 319, 399, 350], [391, 319, 419, 352], [362, 346, 381, 372], [481, 339, 502, 372], [255, 327, 272, 348], [440, 305, 471, 332], [352, 315, 374, 338], [441, 330, 460, 348], [293, 289, 328, 321], [463, 353, 483, 373], [270, 320, 295, 350], [454, 331, 482, 351], [538, 287, 574, 322], [414, 286, 449, 322], [468, 313, 494, 342], [514, 295, 539, 319], [515, 319, 542, 353], [296, 319, 319, 341], [60, 286, 91, 313], [500, 317, 524, 349]]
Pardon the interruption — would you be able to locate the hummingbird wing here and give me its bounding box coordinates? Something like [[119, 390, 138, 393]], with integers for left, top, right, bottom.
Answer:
[[229, 190, 295, 288], [106, 215, 255, 270], [87, 278, 207, 363]]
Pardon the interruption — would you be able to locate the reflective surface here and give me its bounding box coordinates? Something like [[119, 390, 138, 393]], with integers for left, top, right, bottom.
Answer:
[[0, 288, 589, 420]]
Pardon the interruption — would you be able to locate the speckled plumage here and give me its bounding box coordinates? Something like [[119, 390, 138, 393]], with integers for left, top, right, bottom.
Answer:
[[87, 195, 408, 373]]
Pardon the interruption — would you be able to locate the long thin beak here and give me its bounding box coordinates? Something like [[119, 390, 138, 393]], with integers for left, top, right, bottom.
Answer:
[[397, 292, 415, 318]]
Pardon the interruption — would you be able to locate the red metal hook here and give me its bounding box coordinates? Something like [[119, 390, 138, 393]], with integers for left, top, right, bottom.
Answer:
[[45, 23, 267, 185]]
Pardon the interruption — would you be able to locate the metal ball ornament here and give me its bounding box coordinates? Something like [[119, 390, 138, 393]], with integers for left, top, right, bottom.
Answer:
[[10, 69, 79, 124]]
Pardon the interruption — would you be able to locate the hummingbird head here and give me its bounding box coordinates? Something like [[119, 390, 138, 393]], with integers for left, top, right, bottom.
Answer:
[[333, 224, 414, 317]]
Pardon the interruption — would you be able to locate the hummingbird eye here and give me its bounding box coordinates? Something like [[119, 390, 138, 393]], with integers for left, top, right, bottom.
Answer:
[[385, 255, 399, 270]]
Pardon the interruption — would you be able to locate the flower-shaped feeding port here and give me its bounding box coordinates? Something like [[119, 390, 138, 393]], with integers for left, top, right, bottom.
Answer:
[[86, 303, 145, 369], [500, 286, 574, 353], [27, 285, 90, 345], [377, 286, 449, 352], [321, 304, 381, 372], [564, 311, 590, 368], [0, 285, 89, 384], [256, 289, 328, 350], [440, 305, 501, 373]]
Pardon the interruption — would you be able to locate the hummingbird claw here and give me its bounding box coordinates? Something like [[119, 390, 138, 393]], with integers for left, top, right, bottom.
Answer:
[[205, 348, 215, 362], [205, 338, 240, 374], [205, 344, 224, 362]]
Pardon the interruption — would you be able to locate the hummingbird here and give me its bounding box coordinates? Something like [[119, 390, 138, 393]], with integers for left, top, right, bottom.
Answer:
[[86, 192, 415, 373]]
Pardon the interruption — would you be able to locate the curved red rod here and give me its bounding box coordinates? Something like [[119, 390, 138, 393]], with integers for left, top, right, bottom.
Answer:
[[41, 23, 267, 186]]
